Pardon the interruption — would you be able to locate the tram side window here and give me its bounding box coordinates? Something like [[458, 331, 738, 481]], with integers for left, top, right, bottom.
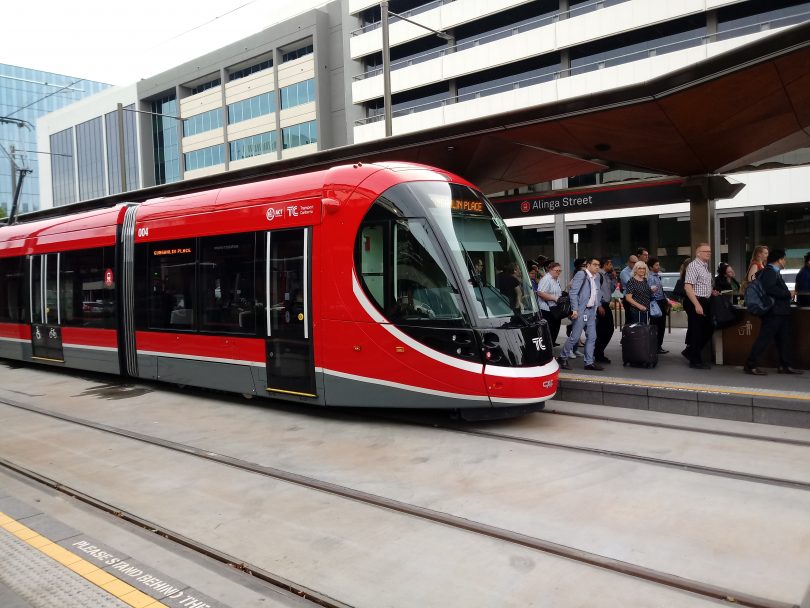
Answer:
[[148, 240, 196, 330], [59, 247, 116, 329], [357, 216, 464, 325], [199, 233, 256, 334], [0, 257, 27, 323]]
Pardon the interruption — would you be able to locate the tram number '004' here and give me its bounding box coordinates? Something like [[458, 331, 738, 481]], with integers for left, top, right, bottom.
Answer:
[[137, 227, 149, 238]]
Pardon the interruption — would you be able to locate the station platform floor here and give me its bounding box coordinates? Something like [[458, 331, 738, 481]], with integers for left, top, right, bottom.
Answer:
[[554, 327, 810, 428]]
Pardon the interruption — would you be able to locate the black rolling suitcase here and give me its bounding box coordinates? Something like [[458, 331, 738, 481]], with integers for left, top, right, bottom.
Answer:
[[621, 314, 658, 368]]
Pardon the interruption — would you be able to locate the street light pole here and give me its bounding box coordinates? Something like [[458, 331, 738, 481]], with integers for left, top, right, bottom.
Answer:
[[381, 0, 393, 137]]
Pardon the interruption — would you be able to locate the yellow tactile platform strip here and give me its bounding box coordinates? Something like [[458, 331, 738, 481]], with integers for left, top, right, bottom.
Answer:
[[0, 510, 169, 608], [560, 373, 810, 401]]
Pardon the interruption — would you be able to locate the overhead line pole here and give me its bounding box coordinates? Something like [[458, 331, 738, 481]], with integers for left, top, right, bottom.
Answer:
[[380, 1, 452, 138]]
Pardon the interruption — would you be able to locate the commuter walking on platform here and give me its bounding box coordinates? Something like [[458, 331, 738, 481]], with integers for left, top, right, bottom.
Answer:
[[566, 258, 587, 357], [558, 257, 603, 371], [537, 262, 563, 347], [624, 261, 653, 326], [594, 257, 615, 364], [797, 252, 810, 307], [683, 243, 717, 369], [647, 258, 669, 353], [744, 249, 804, 376]]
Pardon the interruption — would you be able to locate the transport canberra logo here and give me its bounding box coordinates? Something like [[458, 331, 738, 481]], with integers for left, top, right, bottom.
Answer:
[[266, 203, 317, 222]]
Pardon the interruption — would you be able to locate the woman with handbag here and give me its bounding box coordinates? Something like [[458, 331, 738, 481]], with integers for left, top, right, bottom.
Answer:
[[648, 258, 669, 354], [537, 262, 564, 346], [625, 261, 655, 326]]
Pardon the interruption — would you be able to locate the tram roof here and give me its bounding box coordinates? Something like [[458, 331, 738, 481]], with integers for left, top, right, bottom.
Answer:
[[8, 20, 810, 225]]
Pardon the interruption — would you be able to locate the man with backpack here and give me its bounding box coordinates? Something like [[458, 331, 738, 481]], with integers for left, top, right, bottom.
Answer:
[[744, 249, 803, 376]]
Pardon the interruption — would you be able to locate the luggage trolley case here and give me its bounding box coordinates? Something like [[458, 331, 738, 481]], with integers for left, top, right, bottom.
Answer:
[[621, 314, 658, 368]]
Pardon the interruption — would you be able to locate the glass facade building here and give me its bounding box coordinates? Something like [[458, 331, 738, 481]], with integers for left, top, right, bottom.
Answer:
[[151, 95, 180, 185], [0, 64, 109, 214]]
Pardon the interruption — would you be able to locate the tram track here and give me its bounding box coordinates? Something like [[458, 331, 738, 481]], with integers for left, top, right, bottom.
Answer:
[[540, 407, 810, 448], [0, 393, 803, 608]]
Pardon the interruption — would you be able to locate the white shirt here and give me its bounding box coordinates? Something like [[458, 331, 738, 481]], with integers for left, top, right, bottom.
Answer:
[[586, 269, 597, 308]]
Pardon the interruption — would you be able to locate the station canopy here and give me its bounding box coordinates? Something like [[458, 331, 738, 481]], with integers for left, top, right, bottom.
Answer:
[[353, 20, 810, 194]]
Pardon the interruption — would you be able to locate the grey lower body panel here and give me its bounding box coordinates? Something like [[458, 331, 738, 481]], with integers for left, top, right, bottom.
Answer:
[[322, 371, 494, 409], [61, 346, 120, 375], [141, 355, 257, 395], [0, 340, 28, 361]]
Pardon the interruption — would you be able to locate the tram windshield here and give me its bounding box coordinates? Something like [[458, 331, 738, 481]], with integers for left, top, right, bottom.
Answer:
[[356, 181, 537, 327]]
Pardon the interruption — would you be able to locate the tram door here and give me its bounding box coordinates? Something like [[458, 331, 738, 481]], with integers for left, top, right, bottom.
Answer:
[[265, 228, 316, 397], [28, 254, 64, 362]]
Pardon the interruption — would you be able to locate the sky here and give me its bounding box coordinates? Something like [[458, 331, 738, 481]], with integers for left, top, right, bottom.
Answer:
[[2, 0, 330, 86]]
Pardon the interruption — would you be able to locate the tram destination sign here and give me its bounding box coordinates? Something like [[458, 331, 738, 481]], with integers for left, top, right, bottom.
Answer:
[[492, 179, 686, 219]]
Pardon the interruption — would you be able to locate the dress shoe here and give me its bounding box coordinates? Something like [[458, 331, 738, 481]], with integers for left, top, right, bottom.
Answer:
[[595, 356, 611, 364], [557, 357, 571, 370], [657, 348, 669, 354], [743, 366, 767, 376], [689, 362, 710, 369], [778, 367, 804, 375], [584, 363, 604, 371], [681, 349, 689, 360]]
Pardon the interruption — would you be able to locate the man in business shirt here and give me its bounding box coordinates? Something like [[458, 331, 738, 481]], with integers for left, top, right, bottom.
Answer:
[[594, 257, 615, 364], [558, 257, 603, 371], [683, 243, 718, 369], [744, 249, 803, 375]]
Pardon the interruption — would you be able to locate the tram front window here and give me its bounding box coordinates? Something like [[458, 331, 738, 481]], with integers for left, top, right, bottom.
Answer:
[[423, 183, 538, 320]]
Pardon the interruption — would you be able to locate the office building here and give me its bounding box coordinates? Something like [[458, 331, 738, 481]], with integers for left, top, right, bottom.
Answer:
[[35, 0, 810, 272], [0, 64, 110, 214]]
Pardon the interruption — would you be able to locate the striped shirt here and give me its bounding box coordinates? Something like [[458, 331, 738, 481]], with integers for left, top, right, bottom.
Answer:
[[685, 258, 712, 298]]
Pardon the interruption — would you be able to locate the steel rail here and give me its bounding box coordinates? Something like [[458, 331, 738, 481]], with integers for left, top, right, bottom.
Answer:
[[540, 407, 810, 448]]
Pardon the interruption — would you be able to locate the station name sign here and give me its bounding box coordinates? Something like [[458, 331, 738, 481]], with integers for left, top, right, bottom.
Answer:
[[492, 179, 686, 219]]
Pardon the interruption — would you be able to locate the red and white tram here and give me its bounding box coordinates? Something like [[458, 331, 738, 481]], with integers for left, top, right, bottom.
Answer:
[[0, 162, 557, 417]]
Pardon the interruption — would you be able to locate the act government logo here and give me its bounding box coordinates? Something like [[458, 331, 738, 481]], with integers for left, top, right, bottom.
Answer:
[[521, 201, 530, 213], [266, 207, 283, 222]]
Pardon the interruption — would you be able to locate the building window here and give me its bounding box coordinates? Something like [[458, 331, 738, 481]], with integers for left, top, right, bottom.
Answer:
[[281, 44, 313, 63], [230, 131, 277, 161], [280, 79, 315, 110], [105, 104, 139, 195], [183, 108, 224, 137], [76, 117, 106, 201], [184, 144, 225, 171], [227, 92, 276, 124], [229, 59, 273, 81], [282, 120, 317, 150], [151, 95, 180, 185], [190, 78, 221, 95], [50, 128, 76, 206]]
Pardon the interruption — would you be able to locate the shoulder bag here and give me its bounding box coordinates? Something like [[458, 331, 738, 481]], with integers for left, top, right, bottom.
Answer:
[[552, 292, 572, 320]]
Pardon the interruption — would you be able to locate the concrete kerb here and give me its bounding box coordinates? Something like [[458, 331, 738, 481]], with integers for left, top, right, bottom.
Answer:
[[555, 375, 810, 428]]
